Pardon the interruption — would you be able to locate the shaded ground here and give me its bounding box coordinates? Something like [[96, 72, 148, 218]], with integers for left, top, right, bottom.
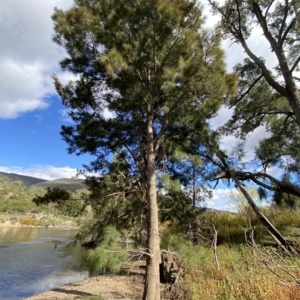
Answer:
[[25, 275, 144, 300]]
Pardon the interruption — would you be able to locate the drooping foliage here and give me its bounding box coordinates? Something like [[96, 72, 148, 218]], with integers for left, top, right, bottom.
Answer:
[[87, 226, 129, 273], [272, 174, 300, 210], [52, 0, 234, 297]]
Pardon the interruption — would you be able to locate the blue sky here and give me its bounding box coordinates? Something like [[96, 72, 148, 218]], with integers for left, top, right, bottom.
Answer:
[[0, 94, 91, 170], [0, 0, 280, 210]]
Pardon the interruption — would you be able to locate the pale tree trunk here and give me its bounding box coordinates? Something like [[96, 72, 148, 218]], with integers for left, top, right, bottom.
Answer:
[[230, 170, 297, 255], [192, 165, 196, 210], [143, 113, 161, 300]]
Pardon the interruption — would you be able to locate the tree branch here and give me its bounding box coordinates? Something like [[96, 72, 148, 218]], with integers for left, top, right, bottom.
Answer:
[[279, 18, 296, 48], [229, 74, 263, 108], [290, 55, 300, 73], [278, 0, 290, 44]]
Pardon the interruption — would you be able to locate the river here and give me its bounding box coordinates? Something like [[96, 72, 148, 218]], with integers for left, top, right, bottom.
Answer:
[[0, 227, 89, 300]]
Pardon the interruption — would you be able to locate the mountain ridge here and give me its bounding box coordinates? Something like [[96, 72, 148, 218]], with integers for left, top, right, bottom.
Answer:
[[31, 178, 87, 192], [0, 171, 87, 192], [0, 171, 47, 187]]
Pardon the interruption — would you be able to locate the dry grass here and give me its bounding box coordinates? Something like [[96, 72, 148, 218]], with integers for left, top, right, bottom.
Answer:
[[183, 245, 300, 300], [19, 217, 41, 226]]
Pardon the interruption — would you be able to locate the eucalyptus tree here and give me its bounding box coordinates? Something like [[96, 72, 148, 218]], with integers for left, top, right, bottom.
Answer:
[[222, 58, 300, 198], [207, 0, 300, 195], [205, 0, 300, 221], [209, 0, 300, 125], [52, 0, 233, 298]]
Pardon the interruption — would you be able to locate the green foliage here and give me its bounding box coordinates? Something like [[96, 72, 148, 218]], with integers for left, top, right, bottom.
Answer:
[[160, 232, 206, 268], [33, 187, 71, 205], [272, 174, 300, 210], [87, 226, 129, 273], [52, 0, 235, 239], [33, 187, 84, 217], [0, 177, 46, 213], [79, 155, 147, 245], [61, 198, 83, 217], [158, 190, 195, 230], [0, 199, 38, 214]]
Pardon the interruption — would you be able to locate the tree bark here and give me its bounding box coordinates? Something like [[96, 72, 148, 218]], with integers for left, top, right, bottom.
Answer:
[[143, 112, 161, 300]]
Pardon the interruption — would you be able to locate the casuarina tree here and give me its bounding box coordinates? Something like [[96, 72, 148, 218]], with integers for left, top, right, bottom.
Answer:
[[52, 0, 234, 298]]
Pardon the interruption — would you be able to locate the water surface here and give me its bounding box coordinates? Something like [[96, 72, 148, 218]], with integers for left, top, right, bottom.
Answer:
[[0, 227, 89, 300]]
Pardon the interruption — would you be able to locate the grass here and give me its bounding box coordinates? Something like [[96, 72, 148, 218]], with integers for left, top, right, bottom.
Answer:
[[183, 244, 300, 300], [172, 207, 300, 300], [196, 207, 300, 245]]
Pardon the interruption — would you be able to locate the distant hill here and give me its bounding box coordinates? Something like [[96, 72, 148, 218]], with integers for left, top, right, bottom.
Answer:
[[0, 171, 87, 192], [0, 171, 47, 187], [31, 178, 87, 192]]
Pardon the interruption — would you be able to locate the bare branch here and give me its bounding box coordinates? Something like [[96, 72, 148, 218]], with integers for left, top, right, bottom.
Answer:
[[229, 74, 263, 108], [278, 0, 290, 44], [246, 229, 300, 285], [280, 18, 296, 48], [290, 55, 300, 73]]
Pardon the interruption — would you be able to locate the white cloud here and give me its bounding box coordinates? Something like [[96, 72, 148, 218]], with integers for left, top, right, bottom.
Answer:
[[202, 188, 235, 211], [209, 105, 233, 130], [266, 165, 284, 179], [0, 60, 50, 118], [203, 186, 270, 212], [244, 126, 271, 160], [0, 165, 81, 180], [222, 20, 278, 73], [0, 0, 73, 119], [59, 108, 74, 124]]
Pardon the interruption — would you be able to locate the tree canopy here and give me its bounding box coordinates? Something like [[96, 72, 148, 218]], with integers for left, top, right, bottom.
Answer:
[[206, 0, 300, 203]]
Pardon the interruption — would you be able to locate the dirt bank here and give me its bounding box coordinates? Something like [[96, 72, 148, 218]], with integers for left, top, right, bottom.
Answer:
[[24, 275, 144, 300]]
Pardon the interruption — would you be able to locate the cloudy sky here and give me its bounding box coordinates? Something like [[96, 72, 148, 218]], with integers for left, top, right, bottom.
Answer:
[[0, 0, 277, 210]]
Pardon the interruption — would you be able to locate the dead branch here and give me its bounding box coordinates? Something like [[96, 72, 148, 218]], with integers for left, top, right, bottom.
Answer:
[[246, 228, 300, 286], [212, 225, 220, 271]]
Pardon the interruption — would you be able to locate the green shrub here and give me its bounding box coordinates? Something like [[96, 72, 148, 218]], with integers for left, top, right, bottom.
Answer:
[[87, 226, 129, 273]]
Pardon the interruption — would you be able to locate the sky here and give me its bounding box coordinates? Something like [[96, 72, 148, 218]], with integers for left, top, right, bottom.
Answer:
[[0, 0, 279, 210]]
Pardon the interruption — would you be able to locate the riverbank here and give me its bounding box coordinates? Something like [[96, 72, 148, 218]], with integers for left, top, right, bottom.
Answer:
[[25, 274, 144, 300], [0, 213, 79, 229]]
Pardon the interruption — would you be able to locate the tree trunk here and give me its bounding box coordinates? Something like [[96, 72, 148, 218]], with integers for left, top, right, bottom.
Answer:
[[285, 79, 300, 128], [192, 166, 196, 210], [143, 113, 161, 300], [230, 170, 297, 255]]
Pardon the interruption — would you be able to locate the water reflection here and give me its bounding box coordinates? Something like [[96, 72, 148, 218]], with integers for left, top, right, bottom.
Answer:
[[0, 227, 89, 300]]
